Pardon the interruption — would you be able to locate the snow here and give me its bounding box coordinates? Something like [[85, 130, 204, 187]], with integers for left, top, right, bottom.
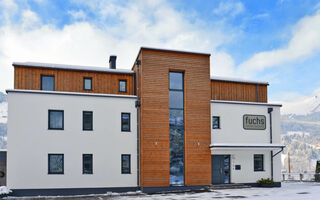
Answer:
[[0, 102, 7, 123], [287, 131, 310, 137], [12, 62, 134, 74], [0, 186, 11, 195], [210, 143, 285, 149], [211, 76, 269, 85], [281, 94, 320, 115], [211, 100, 282, 107], [115, 182, 320, 200]]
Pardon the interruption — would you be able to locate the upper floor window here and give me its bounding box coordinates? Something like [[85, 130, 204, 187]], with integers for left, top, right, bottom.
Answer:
[[254, 154, 264, 171], [83, 77, 92, 90], [212, 116, 220, 129], [83, 154, 93, 174], [121, 113, 130, 132], [48, 154, 64, 174], [83, 111, 93, 131], [121, 154, 131, 174], [48, 110, 64, 130], [41, 75, 55, 91], [119, 80, 127, 92]]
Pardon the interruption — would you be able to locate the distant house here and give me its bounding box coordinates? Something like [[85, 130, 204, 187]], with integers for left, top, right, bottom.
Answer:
[[6, 47, 284, 196]]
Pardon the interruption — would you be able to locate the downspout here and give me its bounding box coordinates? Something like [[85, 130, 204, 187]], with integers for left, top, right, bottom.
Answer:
[[268, 107, 273, 180], [135, 60, 141, 188], [256, 84, 259, 102]]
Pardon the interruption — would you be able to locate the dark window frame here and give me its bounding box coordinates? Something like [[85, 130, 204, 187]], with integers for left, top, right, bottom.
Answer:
[[121, 154, 131, 174], [41, 75, 55, 91], [48, 110, 64, 130], [83, 77, 92, 91], [82, 154, 93, 174], [119, 80, 127, 93], [48, 154, 64, 174], [254, 154, 264, 172], [121, 113, 131, 132], [212, 116, 220, 129], [82, 111, 93, 131]]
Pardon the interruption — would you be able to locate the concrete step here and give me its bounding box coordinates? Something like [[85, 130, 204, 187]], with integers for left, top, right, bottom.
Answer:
[[208, 183, 251, 190]]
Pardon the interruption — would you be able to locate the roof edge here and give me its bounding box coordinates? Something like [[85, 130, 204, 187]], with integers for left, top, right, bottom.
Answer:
[[211, 76, 269, 85], [211, 100, 282, 107]]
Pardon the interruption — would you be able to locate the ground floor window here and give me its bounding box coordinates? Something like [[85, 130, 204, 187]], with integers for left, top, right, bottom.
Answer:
[[121, 154, 131, 174], [48, 154, 64, 174], [254, 154, 264, 171], [83, 154, 93, 174]]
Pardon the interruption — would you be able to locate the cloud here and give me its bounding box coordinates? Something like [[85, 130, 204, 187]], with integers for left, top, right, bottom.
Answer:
[[238, 9, 320, 73], [68, 10, 86, 20], [0, 0, 234, 91], [213, 0, 245, 17], [210, 52, 235, 77]]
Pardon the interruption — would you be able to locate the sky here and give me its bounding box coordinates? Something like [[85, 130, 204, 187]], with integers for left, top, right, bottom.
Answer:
[[0, 0, 320, 103]]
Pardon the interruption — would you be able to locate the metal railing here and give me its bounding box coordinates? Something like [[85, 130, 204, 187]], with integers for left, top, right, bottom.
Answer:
[[282, 173, 315, 182]]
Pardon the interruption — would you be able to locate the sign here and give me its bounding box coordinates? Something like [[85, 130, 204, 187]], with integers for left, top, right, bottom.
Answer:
[[243, 115, 266, 130]]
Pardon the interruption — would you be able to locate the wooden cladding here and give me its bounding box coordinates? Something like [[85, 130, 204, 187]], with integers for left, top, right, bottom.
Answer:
[[14, 66, 134, 95], [138, 49, 211, 187], [211, 80, 268, 103]]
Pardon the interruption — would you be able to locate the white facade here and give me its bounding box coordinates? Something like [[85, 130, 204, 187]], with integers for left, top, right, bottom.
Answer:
[[7, 90, 137, 189], [211, 100, 283, 183]]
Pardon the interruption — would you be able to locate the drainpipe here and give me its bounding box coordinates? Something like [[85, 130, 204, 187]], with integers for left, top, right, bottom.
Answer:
[[268, 107, 273, 180], [135, 60, 141, 188], [256, 84, 259, 102]]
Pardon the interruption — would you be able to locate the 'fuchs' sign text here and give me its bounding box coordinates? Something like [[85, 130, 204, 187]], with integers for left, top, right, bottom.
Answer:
[[243, 115, 266, 130]]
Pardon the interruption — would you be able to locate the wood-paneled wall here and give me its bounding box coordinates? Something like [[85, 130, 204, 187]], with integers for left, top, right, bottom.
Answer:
[[14, 66, 134, 95], [138, 49, 211, 187], [211, 80, 268, 103]]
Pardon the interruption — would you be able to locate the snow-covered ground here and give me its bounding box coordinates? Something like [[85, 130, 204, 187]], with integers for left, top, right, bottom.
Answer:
[[4, 182, 320, 200]]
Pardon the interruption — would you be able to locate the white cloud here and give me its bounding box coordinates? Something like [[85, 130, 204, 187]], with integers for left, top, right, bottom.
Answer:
[[210, 52, 236, 77], [68, 10, 86, 20], [213, 0, 244, 17], [0, 0, 234, 91], [238, 9, 320, 72]]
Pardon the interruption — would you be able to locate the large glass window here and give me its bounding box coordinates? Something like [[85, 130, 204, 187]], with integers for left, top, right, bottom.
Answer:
[[212, 116, 220, 129], [121, 154, 131, 174], [48, 154, 64, 174], [41, 75, 55, 91], [169, 71, 184, 185], [83, 111, 93, 131], [119, 80, 127, 92], [48, 110, 64, 130], [254, 154, 264, 171], [83, 154, 93, 174], [83, 77, 92, 90], [121, 113, 130, 132]]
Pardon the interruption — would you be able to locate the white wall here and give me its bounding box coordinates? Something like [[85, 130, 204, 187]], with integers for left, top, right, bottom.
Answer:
[[7, 91, 137, 189], [211, 101, 282, 183]]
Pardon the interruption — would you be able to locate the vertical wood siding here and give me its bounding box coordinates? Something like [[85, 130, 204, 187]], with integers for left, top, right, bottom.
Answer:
[[14, 67, 134, 95], [211, 80, 268, 103], [138, 49, 211, 187]]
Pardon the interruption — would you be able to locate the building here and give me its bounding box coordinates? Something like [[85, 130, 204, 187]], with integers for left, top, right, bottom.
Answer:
[[6, 47, 284, 196]]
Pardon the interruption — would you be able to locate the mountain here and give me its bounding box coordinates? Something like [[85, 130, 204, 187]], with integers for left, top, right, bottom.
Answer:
[[280, 93, 320, 173]]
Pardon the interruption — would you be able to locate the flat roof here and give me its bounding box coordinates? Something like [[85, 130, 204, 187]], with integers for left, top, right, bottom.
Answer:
[[211, 100, 282, 107], [211, 76, 269, 85], [210, 143, 285, 149], [6, 89, 137, 99], [140, 47, 211, 56], [13, 62, 134, 75]]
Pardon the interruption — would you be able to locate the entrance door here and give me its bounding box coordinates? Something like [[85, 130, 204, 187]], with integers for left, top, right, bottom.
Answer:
[[212, 155, 230, 184]]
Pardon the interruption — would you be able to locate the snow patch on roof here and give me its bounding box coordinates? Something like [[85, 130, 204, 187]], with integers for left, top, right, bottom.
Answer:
[[13, 62, 134, 74], [211, 75, 269, 85]]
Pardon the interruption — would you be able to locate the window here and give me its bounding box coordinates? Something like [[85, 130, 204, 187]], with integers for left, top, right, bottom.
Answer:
[[119, 80, 127, 92], [121, 154, 131, 174], [41, 75, 55, 91], [83, 111, 93, 131], [121, 113, 130, 132], [48, 110, 64, 130], [48, 154, 64, 174], [83, 77, 92, 90], [254, 154, 264, 171], [83, 154, 93, 174], [212, 116, 220, 129]]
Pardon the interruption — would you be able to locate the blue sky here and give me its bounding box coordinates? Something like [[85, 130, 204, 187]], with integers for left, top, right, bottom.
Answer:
[[0, 0, 320, 103]]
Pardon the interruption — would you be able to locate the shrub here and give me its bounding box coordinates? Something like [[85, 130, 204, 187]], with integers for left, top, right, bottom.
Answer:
[[257, 178, 275, 185]]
